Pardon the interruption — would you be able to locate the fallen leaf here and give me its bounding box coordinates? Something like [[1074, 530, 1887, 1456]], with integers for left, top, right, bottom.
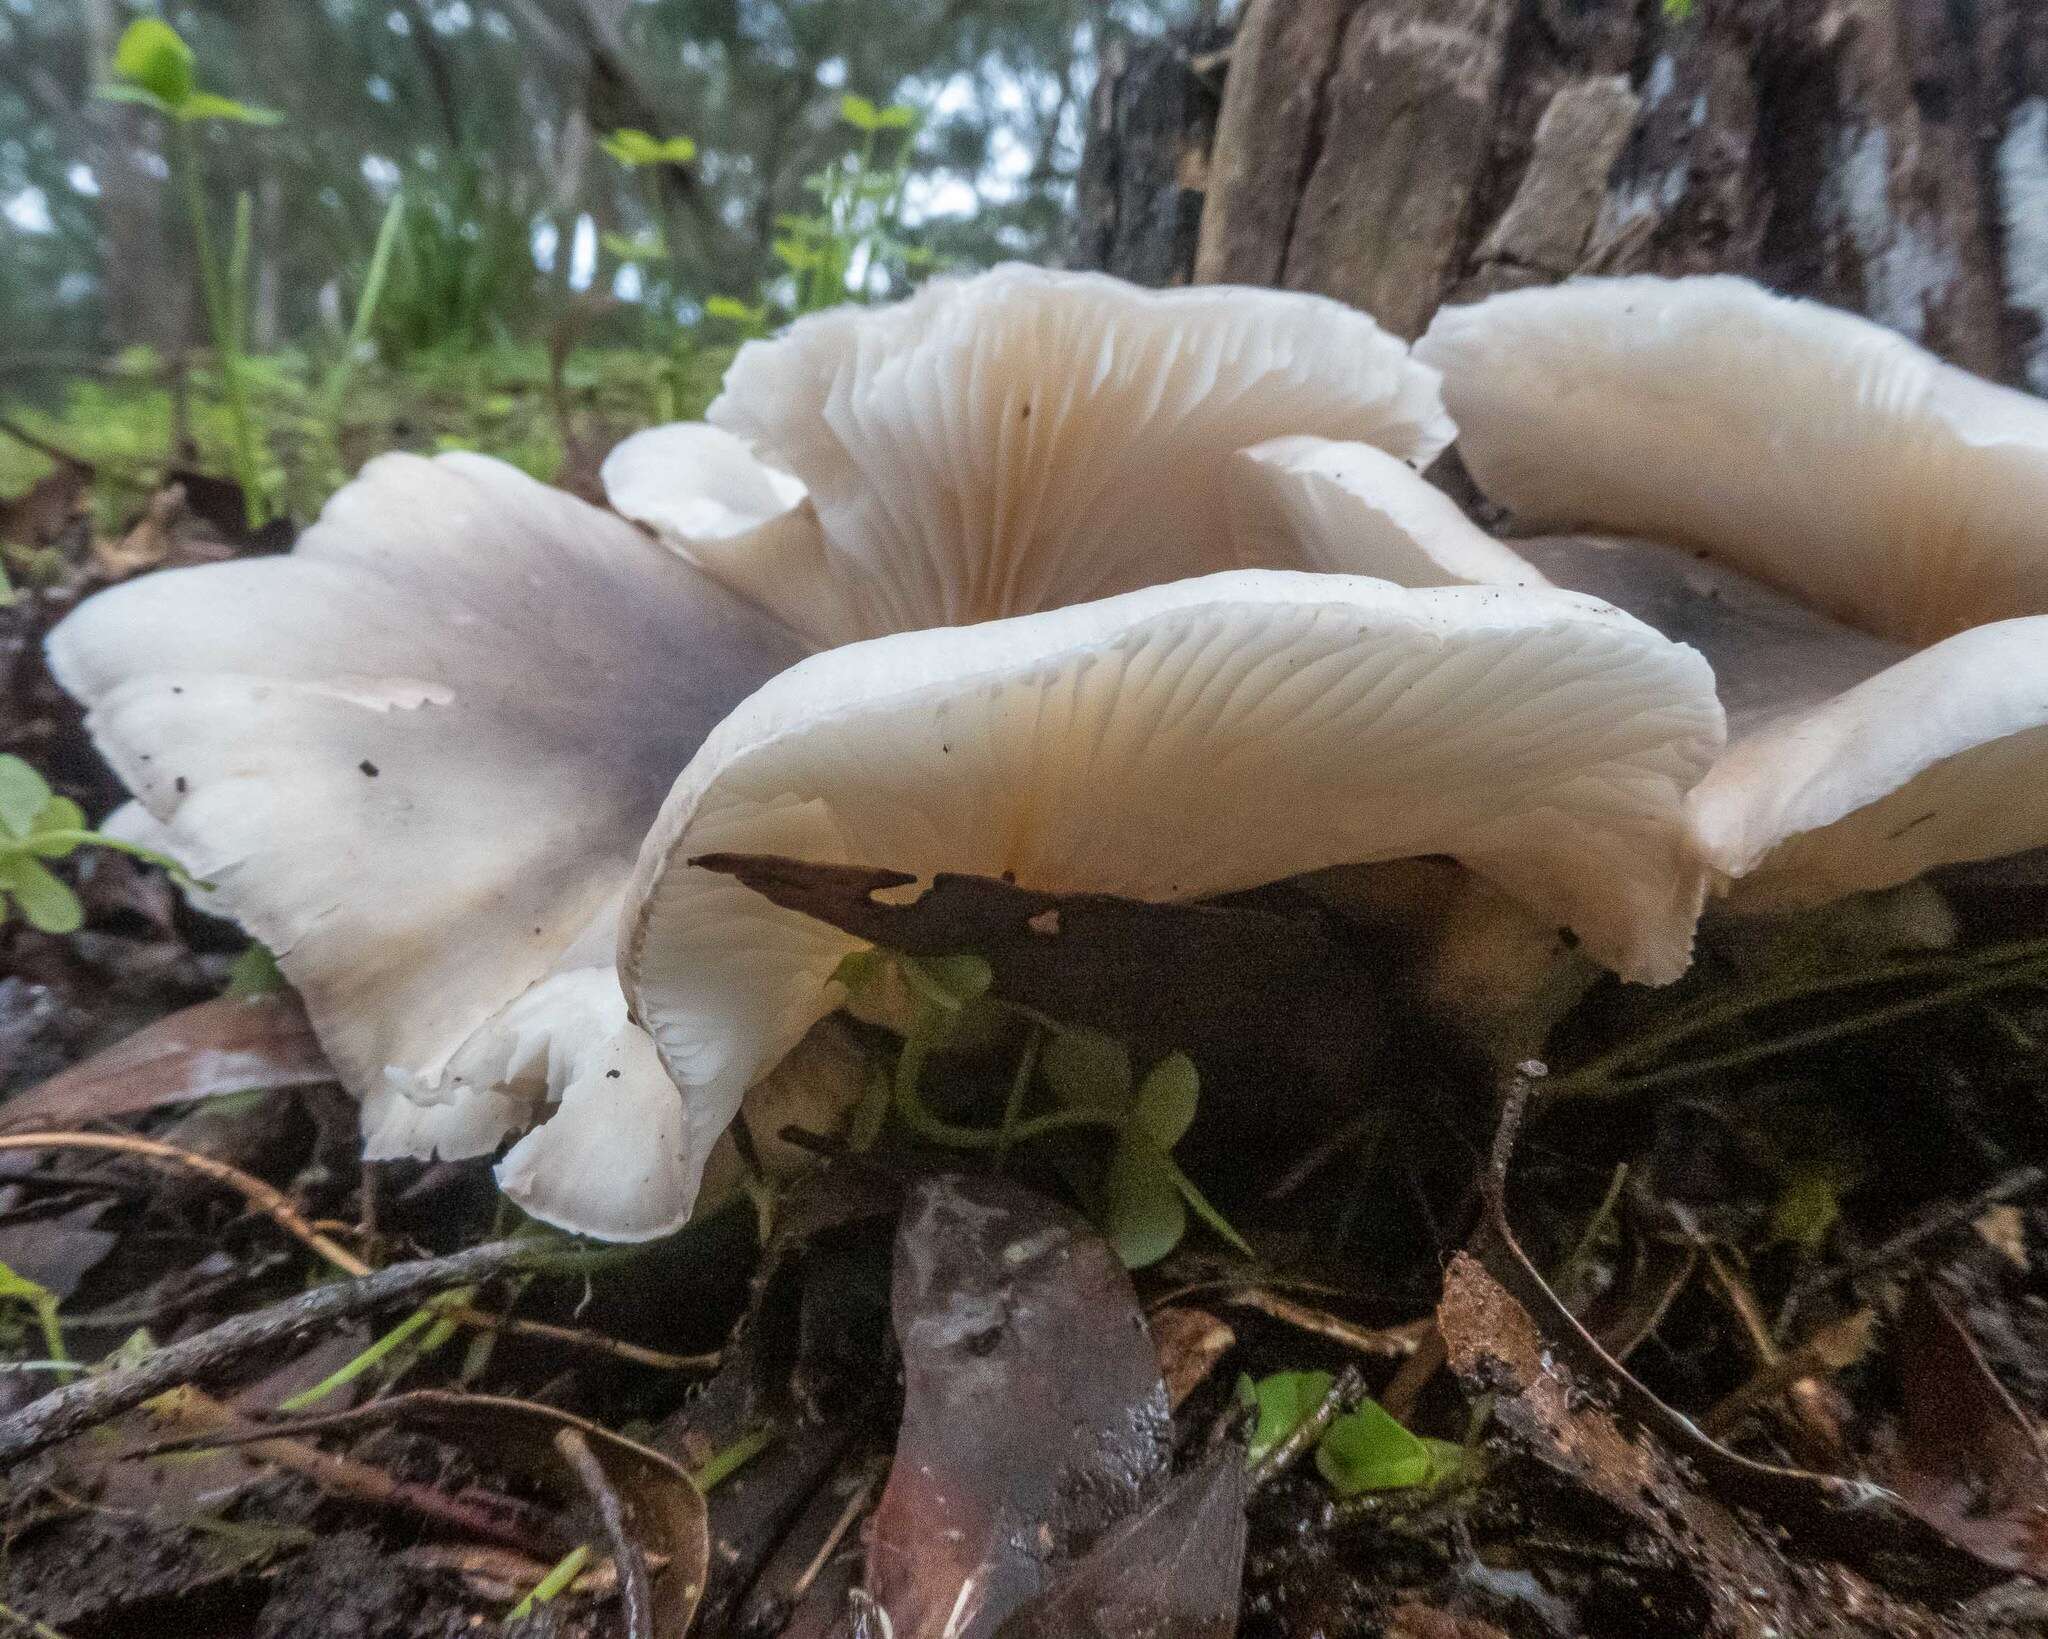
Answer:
[[694, 855, 1381, 1095], [0, 992, 332, 1130], [991, 1452, 1246, 1639], [1886, 1283, 2048, 1573], [0, 1197, 116, 1300], [866, 1174, 1172, 1639], [1147, 1305, 1235, 1409], [1973, 1204, 2028, 1271], [0, 461, 92, 555], [153, 1390, 708, 1635]]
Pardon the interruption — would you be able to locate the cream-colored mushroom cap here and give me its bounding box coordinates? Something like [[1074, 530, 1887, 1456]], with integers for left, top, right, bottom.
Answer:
[[1225, 436, 1549, 588], [1416, 275, 2048, 907], [47, 451, 807, 1239], [621, 570, 1726, 1189], [605, 264, 1454, 648], [1504, 534, 2048, 906], [1414, 274, 2048, 647]]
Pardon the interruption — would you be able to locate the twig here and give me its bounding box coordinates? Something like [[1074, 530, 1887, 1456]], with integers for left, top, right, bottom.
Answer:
[[0, 1132, 369, 1276], [1780, 1164, 2048, 1322], [449, 1307, 718, 1373], [554, 1427, 653, 1639], [0, 1133, 708, 1372], [0, 416, 89, 471], [789, 1473, 878, 1604], [0, 1237, 547, 1465], [1215, 1290, 1427, 1359], [151, 1385, 564, 1556], [1248, 1364, 1364, 1488]]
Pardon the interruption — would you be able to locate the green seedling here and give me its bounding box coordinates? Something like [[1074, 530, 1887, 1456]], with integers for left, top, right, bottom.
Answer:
[[845, 948, 1250, 1269], [1240, 1371, 1467, 1496], [0, 754, 197, 934], [101, 18, 282, 528]]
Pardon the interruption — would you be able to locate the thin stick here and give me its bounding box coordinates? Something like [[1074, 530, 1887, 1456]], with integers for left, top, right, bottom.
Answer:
[[0, 1132, 368, 1275], [554, 1428, 653, 1639], [448, 1308, 717, 1373], [0, 1238, 547, 1466], [154, 1385, 562, 1557], [0, 1132, 708, 1372], [1247, 1364, 1364, 1488]]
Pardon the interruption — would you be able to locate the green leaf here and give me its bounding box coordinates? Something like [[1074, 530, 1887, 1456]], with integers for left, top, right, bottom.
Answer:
[[1771, 1167, 1842, 1251], [179, 91, 284, 126], [1133, 1053, 1199, 1149], [33, 796, 86, 836], [113, 17, 194, 110], [704, 294, 763, 325], [600, 230, 666, 264], [874, 102, 919, 131], [1244, 1370, 1333, 1466], [0, 856, 83, 934], [1314, 1398, 1433, 1495], [0, 1257, 65, 1361], [95, 82, 171, 112], [1040, 1028, 1131, 1113], [906, 953, 992, 1009], [226, 942, 286, 998], [600, 128, 660, 165], [601, 129, 695, 167], [0, 755, 53, 839], [839, 93, 882, 131], [1100, 1136, 1184, 1269]]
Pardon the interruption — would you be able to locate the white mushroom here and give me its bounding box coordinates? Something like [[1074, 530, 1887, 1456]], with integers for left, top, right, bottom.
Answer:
[[1417, 276, 2048, 907], [621, 570, 1726, 1194], [48, 450, 807, 1239], [1224, 436, 1549, 588], [606, 263, 1455, 646]]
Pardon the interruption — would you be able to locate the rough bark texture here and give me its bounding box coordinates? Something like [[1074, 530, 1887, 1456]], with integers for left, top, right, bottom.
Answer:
[[1073, 0, 2048, 387]]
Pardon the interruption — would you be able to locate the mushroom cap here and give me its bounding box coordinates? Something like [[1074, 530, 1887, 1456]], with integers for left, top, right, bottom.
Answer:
[[609, 264, 1454, 646], [1225, 436, 1550, 588], [1513, 535, 2048, 906], [599, 422, 855, 650], [621, 569, 1726, 1188], [1415, 275, 2048, 646], [47, 450, 807, 1238]]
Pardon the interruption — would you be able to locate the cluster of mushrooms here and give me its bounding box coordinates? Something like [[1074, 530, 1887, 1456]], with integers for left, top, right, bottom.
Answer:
[[47, 266, 2048, 1241]]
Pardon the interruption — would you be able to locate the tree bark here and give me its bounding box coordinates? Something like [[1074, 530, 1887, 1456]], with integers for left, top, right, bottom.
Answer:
[[1073, 0, 2048, 387]]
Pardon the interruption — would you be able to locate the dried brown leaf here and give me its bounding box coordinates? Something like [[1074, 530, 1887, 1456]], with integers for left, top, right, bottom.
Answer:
[[867, 1175, 1172, 1639], [1, 993, 332, 1130]]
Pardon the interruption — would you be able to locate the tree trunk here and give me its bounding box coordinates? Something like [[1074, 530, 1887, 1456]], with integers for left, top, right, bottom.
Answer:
[[1072, 0, 2048, 388]]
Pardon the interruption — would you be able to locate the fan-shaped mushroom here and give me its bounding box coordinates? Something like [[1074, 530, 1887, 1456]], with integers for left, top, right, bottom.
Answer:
[[1416, 275, 2048, 906], [606, 263, 1455, 645], [620, 569, 1724, 1226]]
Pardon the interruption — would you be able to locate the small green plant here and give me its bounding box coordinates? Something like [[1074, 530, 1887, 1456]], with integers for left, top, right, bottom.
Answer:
[[699, 93, 934, 339], [777, 95, 931, 316], [0, 1258, 66, 1365], [0, 755, 195, 934], [598, 129, 699, 169], [1241, 1371, 1468, 1496], [840, 948, 1249, 1269], [318, 192, 407, 473], [599, 130, 709, 420], [101, 18, 282, 528]]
